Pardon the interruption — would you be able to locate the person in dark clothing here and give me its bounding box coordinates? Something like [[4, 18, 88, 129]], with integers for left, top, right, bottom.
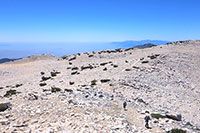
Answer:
[[123, 101, 127, 111], [144, 115, 151, 129]]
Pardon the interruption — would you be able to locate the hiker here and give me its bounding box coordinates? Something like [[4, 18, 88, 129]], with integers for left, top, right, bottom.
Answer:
[[123, 101, 127, 111], [144, 115, 151, 129]]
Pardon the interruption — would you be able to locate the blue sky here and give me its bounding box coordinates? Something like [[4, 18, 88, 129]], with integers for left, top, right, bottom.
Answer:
[[0, 0, 199, 42]]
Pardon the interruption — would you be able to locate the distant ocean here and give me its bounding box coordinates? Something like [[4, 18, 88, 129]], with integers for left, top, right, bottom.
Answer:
[[0, 42, 126, 59], [0, 40, 169, 59]]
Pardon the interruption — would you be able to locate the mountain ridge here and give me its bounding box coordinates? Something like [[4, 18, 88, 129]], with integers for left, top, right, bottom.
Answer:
[[0, 40, 200, 132]]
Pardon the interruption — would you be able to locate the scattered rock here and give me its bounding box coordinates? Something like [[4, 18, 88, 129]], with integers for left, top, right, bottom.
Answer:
[[166, 114, 182, 121], [0, 102, 12, 112]]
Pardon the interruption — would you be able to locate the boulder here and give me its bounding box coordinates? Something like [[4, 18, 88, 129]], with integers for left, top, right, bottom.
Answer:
[[0, 102, 12, 112]]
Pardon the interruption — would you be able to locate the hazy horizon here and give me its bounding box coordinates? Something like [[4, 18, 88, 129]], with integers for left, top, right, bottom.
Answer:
[[0, 40, 170, 58], [0, 0, 199, 58]]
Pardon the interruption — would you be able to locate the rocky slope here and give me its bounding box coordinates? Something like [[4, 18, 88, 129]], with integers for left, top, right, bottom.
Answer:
[[0, 40, 200, 133]]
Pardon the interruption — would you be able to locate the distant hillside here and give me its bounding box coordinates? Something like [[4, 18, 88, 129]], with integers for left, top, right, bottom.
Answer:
[[133, 43, 157, 49], [112, 40, 169, 47], [0, 58, 20, 64]]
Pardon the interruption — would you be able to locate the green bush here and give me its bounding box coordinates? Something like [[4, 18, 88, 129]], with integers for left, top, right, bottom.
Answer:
[[125, 69, 131, 71], [91, 80, 97, 85], [167, 129, 186, 133], [4, 89, 20, 97], [71, 67, 79, 70], [41, 76, 51, 81], [100, 62, 108, 66], [103, 67, 107, 71], [81, 65, 93, 70], [41, 72, 45, 75], [113, 65, 118, 68], [71, 71, 78, 75], [88, 55, 94, 57], [141, 61, 149, 64], [65, 88, 73, 93], [40, 82, 47, 86], [100, 79, 111, 83], [51, 71, 60, 77], [51, 86, 61, 93], [69, 56, 76, 61], [69, 81, 75, 85], [151, 113, 166, 119], [15, 84, 23, 88]]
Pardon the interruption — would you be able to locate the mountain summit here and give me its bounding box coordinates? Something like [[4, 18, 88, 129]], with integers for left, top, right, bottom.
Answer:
[[112, 40, 169, 47], [0, 40, 200, 132]]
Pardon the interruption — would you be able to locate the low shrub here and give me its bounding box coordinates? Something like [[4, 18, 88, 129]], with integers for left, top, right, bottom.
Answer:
[[71, 71, 78, 75], [167, 129, 186, 133], [113, 65, 118, 68], [40, 82, 47, 86], [71, 67, 79, 70], [4, 89, 20, 97], [100, 79, 111, 83], [65, 88, 73, 93], [15, 84, 23, 88], [81, 65, 93, 70], [91, 80, 97, 85], [69, 81, 74, 85], [103, 67, 107, 71], [88, 55, 94, 57], [69, 56, 76, 61], [41, 72, 45, 75], [151, 113, 166, 119], [147, 54, 160, 59], [41, 76, 51, 81], [141, 61, 149, 64], [51, 71, 60, 77], [100, 62, 108, 66], [51, 86, 61, 93]]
